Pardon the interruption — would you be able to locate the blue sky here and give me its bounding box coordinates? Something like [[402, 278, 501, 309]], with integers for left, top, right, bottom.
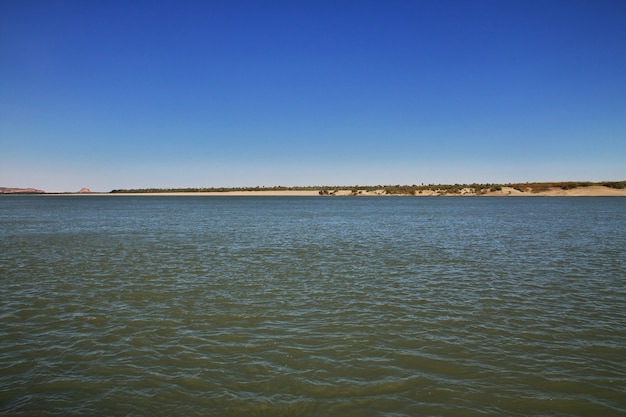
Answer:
[[1, 0, 625, 192]]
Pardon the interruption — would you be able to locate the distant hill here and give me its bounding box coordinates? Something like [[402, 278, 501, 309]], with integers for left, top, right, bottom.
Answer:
[[0, 187, 45, 194]]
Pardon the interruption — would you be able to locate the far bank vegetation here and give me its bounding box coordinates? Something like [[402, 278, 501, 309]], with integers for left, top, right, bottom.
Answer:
[[109, 181, 626, 195]]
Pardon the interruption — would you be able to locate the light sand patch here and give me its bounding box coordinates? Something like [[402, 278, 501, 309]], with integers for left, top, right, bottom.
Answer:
[[532, 186, 626, 197], [483, 186, 526, 196]]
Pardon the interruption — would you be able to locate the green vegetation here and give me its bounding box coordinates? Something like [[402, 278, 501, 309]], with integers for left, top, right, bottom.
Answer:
[[603, 181, 626, 189], [507, 181, 594, 193], [109, 181, 626, 195]]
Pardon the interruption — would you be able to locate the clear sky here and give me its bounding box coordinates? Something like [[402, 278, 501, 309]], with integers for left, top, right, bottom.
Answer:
[[1, 0, 625, 192]]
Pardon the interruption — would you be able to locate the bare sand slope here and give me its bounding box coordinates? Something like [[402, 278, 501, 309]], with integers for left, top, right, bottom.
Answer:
[[486, 186, 626, 197]]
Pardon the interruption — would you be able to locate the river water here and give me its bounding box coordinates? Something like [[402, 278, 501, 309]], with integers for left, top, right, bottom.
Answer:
[[1, 196, 625, 416]]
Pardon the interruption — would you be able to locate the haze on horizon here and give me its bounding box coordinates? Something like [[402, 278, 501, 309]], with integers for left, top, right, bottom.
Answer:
[[1, 0, 625, 193]]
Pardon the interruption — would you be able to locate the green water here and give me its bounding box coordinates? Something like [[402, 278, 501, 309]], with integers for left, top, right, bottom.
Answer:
[[1, 196, 625, 416]]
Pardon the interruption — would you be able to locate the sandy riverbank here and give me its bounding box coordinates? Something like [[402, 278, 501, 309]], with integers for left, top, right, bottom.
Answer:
[[50, 185, 626, 197], [485, 186, 626, 197], [46, 190, 322, 196]]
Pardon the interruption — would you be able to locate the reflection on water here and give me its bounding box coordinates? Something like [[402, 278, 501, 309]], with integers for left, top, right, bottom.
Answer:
[[1, 196, 625, 416]]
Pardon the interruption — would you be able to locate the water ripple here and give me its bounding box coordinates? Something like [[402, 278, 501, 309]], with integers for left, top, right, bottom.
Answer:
[[1, 196, 625, 416]]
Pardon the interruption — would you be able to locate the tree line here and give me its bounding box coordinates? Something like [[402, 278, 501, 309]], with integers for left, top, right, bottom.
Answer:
[[110, 181, 626, 194]]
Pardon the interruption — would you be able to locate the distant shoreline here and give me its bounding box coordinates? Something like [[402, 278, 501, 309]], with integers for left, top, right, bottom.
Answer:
[[4, 182, 622, 197], [3, 182, 625, 197], [59, 187, 626, 197]]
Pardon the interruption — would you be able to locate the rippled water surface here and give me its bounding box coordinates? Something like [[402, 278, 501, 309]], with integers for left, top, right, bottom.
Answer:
[[1, 196, 625, 416]]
